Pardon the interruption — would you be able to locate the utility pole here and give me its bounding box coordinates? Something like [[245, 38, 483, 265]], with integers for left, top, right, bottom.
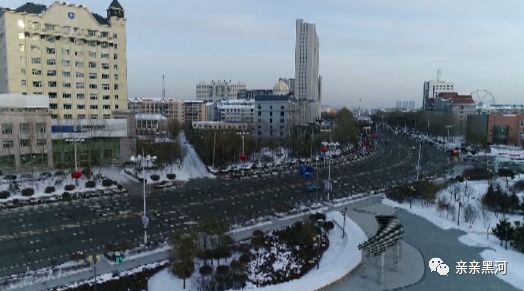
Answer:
[[212, 130, 216, 169], [142, 148, 148, 246], [342, 207, 347, 238], [416, 142, 422, 181]]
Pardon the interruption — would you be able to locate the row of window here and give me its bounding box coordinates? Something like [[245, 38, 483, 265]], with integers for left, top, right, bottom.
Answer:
[[21, 45, 117, 59], [49, 93, 119, 100], [54, 114, 111, 120], [27, 69, 119, 80], [18, 33, 119, 48], [2, 139, 47, 149], [1, 123, 46, 135], [22, 21, 118, 40], [23, 80, 119, 90], [49, 104, 119, 110]]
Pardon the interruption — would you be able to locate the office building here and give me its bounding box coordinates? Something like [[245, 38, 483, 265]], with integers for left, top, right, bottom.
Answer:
[[128, 97, 208, 125], [0, 94, 53, 172], [196, 80, 246, 102], [216, 99, 254, 125], [0, 1, 128, 120], [423, 75, 455, 111], [487, 112, 524, 146], [295, 19, 320, 123], [254, 95, 293, 138]]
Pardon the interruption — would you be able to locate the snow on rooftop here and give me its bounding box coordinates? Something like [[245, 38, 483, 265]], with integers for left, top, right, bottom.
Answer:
[[0, 94, 49, 108]]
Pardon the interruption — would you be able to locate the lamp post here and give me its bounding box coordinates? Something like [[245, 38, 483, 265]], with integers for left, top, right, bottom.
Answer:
[[65, 138, 84, 186], [342, 207, 347, 238], [141, 148, 148, 246]]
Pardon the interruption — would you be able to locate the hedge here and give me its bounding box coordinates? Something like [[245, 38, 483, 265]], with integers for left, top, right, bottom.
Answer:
[[44, 186, 55, 194], [21, 188, 35, 197], [150, 175, 160, 181], [64, 184, 76, 191], [85, 181, 96, 188], [0, 191, 10, 199]]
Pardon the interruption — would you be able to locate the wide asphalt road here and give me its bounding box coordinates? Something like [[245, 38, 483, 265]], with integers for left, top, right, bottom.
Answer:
[[0, 133, 449, 278]]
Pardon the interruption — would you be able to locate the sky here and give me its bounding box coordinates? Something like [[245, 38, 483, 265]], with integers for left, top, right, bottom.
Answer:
[[3, 0, 524, 108]]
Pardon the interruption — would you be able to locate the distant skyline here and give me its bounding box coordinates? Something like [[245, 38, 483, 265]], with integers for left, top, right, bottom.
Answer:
[[3, 0, 524, 108]]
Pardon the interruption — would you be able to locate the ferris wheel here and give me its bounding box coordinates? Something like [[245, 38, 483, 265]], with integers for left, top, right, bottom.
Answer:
[[471, 89, 496, 108]]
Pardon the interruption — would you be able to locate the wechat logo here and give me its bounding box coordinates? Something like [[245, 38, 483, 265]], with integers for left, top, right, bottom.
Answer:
[[429, 258, 449, 276]]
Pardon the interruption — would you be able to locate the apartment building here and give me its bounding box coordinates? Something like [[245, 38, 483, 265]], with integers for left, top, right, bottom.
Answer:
[[0, 1, 128, 120]]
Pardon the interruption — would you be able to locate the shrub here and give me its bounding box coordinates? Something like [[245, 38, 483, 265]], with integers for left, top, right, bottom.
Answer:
[[216, 265, 230, 276], [64, 184, 76, 191], [166, 173, 176, 180], [463, 168, 490, 180], [21, 188, 34, 197], [117, 184, 123, 190], [62, 192, 71, 200], [44, 186, 55, 194], [199, 265, 213, 276], [323, 221, 335, 231], [102, 179, 113, 187], [238, 254, 251, 265], [150, 174, 160, 181], [0, 191, 10, 199], [512, 180, 524, 193], [85, 181, 96, 188]]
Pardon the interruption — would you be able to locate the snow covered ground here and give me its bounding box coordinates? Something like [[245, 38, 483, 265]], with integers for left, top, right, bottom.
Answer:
[[147, 212, 367, 291], [124, 132, 214, 184], [383, 176, 524, 290], [480, 145, 524, 163]]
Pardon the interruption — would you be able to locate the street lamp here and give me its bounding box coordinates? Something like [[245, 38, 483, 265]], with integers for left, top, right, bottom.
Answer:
[[65, 138, 85, 186], [141, 149, 149, 246]]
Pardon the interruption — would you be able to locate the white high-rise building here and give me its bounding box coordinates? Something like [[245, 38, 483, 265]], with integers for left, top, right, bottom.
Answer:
[[196, 80, 246, 102], [295, 19, 320, 124], [423, 72, 455, 111]]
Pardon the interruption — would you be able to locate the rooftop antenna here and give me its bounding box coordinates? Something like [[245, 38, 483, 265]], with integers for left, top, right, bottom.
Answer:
[[436, 69, 442, 81], [162, 74, 166, 101]]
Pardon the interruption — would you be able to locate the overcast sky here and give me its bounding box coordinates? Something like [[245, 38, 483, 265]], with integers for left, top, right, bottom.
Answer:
[[3, 0, 524, 107]]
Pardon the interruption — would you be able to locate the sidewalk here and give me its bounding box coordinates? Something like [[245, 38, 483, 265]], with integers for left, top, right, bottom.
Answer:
[[8, 195, 382, 291], [327, 204, 425, 291]]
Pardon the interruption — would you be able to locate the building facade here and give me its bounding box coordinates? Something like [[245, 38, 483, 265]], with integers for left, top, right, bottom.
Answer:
[[254, 95, 292, 138], [128, 97, 208, 125], [487, 112, 524, 146], [192, 121, 249, 132], [434, 92, 476, 135], [216, 99, 254, 125], [0, 1, 128, 120], [135, 114, 167, 137], [395, 100, 416, 111], [0, 94, 53, 172], [295, 19, 320, 124], [196, 80, 246, 102], [423, 79, 455, 111]]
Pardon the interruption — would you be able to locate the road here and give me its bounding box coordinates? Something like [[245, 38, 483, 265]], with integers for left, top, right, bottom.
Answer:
[[0, 133, 449, 278]]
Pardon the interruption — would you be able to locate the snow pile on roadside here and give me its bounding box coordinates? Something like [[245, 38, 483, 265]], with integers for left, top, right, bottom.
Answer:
[[147, 212, 367, 291]]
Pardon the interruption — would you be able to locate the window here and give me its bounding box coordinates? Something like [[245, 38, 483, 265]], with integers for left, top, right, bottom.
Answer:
[[44, 23, 55, 31], [46, 36, 55, 43], [113, 64, 118, 70], [49, 93, 57, 99], [90, 94, 98, 100], [78, 114, 86, 119], [115, 104, 119, 110], [77, 94, 85, 99], [47, 70, 56, 76], [32, 58, 41, 64], [75, 61, 84, 68], [32, 81, 42, 88], [30, 22, 40, 30], [88, 40, 97, 47], [113, 54, 118, 60], [2, 124, 13, 135], [89, 84, 97, 89], [103, 114, 111, 119], [3, 141, 14, 149], [36, 123, 46, 133], [76, 82, 84, 89], [64, 114, 73, 119], [102, 84, 110, 90], [114, 84, 119, 90], [63, 71, 71, 78], [101, 63, 110, 70], [63, 82, 71, 88], [88, 51, 96, 58], [62, 60, 70, 66], [114, 74, 118, 81], [19, 123, 30, 134], [32, 69, 42, 76], [103, 95, 110, 100], [20, 139, 31, 147], [21, 80, 27, 86], [76, 72, 84, 78], [89, 73, 97, 79], [46, 47, 56, 54], [90, 105, 98, 110], [102, 74, 110, 79], [48, 81, 57, 87], [103, 105, 110, 110], [19, 44, 25, 52], [87, 30, 97, 37], [88, 62, 97, 68], [62, 26, 70, 34], [51, 114, 59, 119], [49, 104, 58, 110], [61, 48, 70, 55], [101, 53, 109, 59], [100, 31, 109, 38], [63, 93, 72, 99], [37, 139, 46, 146], [77, 104, 85, 110], [90, 115, 98, 119], [63, 104, 72, 110], [18, 32, 25, 40], [47, 59, 56, 65], [114, 95, 119, 100]]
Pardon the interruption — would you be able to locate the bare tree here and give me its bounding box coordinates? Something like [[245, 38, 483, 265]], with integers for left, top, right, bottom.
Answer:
[[481, 205, 492, 239]]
